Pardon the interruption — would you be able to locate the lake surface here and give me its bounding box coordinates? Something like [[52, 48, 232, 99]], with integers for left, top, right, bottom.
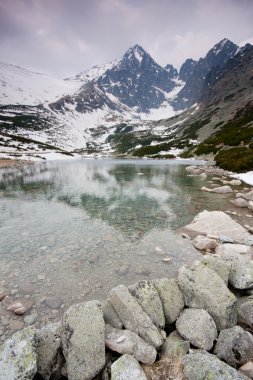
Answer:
[[0, 158, 247, 338]]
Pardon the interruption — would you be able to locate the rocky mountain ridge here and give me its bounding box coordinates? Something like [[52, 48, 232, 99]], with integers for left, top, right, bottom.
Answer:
[[0, 38, 252, 163]]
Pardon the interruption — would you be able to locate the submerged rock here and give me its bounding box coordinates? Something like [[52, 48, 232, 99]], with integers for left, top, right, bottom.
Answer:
[[0, 327, 37, 380], [62, 301, 105, 380], [111, 354, 147, 380], [178, 264, 237, 331], [176, 308, 217, 351]]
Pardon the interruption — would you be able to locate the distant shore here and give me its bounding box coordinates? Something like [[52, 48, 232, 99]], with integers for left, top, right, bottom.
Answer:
[[0, 158, 32, 169]]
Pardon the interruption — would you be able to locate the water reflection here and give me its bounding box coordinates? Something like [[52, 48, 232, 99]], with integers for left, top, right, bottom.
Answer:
[[0, 159, 209, 241]]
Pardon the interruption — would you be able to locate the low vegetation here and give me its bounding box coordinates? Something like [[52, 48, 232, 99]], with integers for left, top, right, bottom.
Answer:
[[215, 147, 253, 172]]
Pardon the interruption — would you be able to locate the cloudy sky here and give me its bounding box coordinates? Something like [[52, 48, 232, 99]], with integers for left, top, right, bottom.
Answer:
[[0, 0, 253, 77]]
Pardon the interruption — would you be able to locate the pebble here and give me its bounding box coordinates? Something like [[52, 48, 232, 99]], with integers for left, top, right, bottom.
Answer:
[[7, 302, 27, 316], [135, 268, 151, 276], [162, 257, 171, 263], [24, 314, 38, 325], [0, 291, 7, 302], [9, 319, 24, 330], [116, 265, 130, 276], [154, 246, 165, 255], [1, 317, 9, 326], [44, 296, 62, 309], [19, 282, 36, 294], [37, 274, 45, 281]]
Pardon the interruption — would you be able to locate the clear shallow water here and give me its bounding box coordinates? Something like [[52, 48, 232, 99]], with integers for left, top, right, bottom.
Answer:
[[0, 158, 247, 338]]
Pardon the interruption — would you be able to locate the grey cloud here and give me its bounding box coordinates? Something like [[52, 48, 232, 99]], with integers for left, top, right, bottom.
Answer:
[[0, 0, 253, 77]]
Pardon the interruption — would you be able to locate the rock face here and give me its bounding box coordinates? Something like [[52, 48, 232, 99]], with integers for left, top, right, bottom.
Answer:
[[201, 255, 231, 284], [37, 322, 63, 380], [236, 297, 253, 328], [183, 351, 250, 380], [62, 301, 105, 380], [105, 324, 157, 365], [214, 326, 253, 367], [128, 280, 165, 329], [109, 285, 163, 348], [111, 354, 148, 380], [153, 278, 184, 325], [178, 264, 237, 330], [176, 308, 217, 350], [0, 327, 37, 380], [192, 235, 218, 251], [183, 210, 251, 242]]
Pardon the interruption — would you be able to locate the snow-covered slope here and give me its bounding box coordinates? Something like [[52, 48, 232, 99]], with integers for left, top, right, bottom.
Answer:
[[67, 59, 119, 82], [0, 62, 81, 106]]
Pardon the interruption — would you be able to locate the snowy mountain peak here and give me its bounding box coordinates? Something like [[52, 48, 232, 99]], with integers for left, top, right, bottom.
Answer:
[[209, 38, 238, 58], [122, 44, 147, 65]]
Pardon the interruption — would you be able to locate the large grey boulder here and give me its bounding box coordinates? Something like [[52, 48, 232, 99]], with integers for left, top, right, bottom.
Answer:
[[214, 326, 253, 367], [201, 255, 231, 284], [109, 285, 163, 349], [182, 210, 251, 243], [236, 296, 253, 328], [216, 251, 253, 289], [62, 301, 105, 380], [0, 327, 37, 380], [243, 190, 253, 201], [176, 308, 217, 351], [37, 322, 63, 380], [183, 351, 250, 380], [216, 243, 253, 258], [102, 299, 123, 329], [128, 280, 165, 329], [105, 324, 156, 365], [160, 334, 190, 360], [233, 198, 249, 208], [111, 354, 147, 380], [178, 265, 237, 331], [212, 185, 233, 193], [153, 278, 184, 324]]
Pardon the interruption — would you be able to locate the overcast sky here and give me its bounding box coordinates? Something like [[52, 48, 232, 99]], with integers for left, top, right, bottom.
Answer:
[[0, 0, 253, 77]]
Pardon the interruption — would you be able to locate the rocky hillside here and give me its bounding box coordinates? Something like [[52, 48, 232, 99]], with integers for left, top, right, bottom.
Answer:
[[0, 38, 251, 163]]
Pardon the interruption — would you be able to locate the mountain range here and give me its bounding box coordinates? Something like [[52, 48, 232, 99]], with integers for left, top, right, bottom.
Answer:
[[0, 38, 252, 169]]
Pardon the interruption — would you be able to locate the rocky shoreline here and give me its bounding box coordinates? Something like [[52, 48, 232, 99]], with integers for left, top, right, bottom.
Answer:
[[1, 164, 253, 379]]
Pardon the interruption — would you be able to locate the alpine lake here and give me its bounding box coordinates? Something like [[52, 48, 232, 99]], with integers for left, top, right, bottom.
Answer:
[[0, 158, 249, 338]]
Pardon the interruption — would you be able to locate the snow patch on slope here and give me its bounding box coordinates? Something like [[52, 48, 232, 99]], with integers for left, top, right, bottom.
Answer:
[[0, 62, 81, 106]]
